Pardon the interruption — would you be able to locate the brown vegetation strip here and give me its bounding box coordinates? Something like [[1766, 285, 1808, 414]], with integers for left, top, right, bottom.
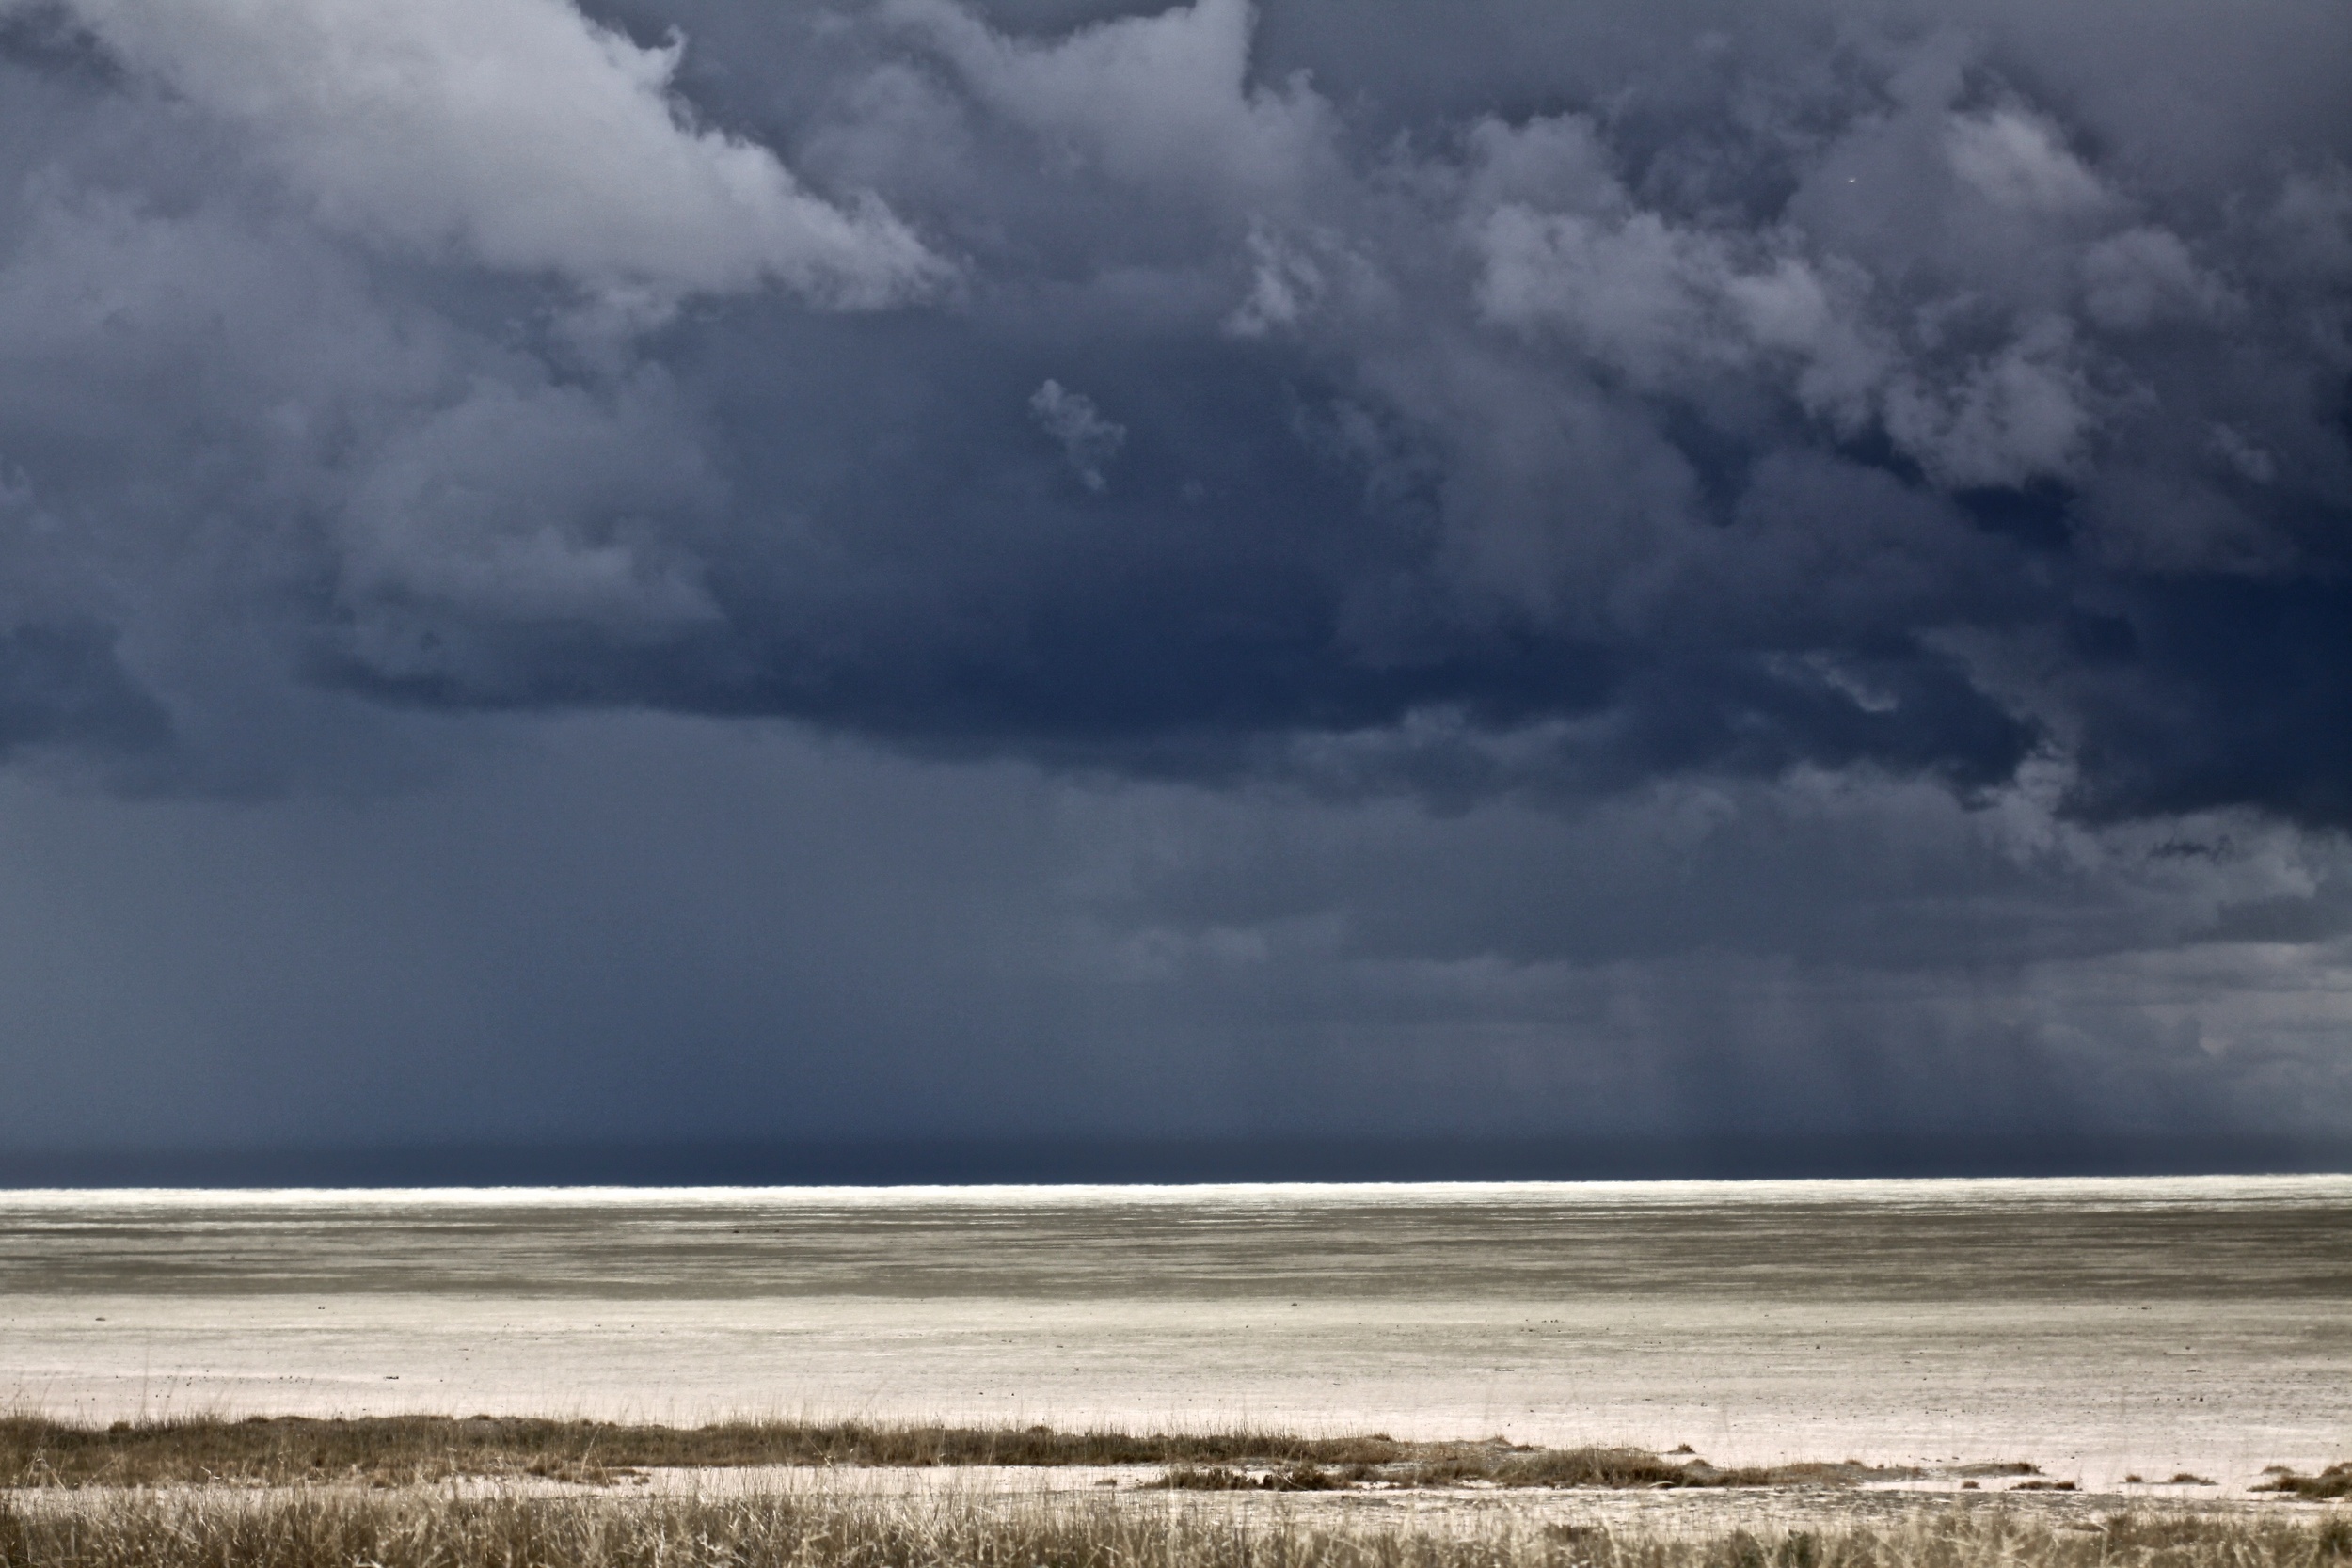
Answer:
[[1, 1488, 2346, 1568], [1154, 1452, 1921, 1493], [0, 1417, 1400, 1488], [0, 1417, 1965, 1493]]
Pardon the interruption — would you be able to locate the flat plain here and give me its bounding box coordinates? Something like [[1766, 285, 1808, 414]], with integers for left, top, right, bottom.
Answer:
[[3, 1175, 2347, 1493]]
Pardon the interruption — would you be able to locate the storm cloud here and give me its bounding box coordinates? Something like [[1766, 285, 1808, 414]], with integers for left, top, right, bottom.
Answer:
[[0, 0, 2346, 1166]]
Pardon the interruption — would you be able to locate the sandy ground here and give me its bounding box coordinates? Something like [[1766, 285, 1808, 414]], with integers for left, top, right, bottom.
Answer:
[[3, 1177, 2346, 1494]]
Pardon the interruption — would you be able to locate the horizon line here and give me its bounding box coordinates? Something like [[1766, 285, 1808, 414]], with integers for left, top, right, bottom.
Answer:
[[7, 1130, 2350, 1190]]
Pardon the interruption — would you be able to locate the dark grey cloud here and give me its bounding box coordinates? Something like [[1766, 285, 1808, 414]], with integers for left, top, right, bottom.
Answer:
[[0, 0, 2346, 1164], [0, 0, 2342, 816]]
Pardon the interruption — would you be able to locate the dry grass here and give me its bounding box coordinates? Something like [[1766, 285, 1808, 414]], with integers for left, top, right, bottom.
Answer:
[[2261, 1468, 2352, 1502], [0, 1487, 2344, 1568], [1152, 1450, 1919, 1492], [0, 1419, 1923, 1493], [0, 1417, 1403, 1489]]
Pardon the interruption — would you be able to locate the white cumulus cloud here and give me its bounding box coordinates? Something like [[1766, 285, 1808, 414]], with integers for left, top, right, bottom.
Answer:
[[886, 0, 1334, 205], [32, 0, 946, 311]]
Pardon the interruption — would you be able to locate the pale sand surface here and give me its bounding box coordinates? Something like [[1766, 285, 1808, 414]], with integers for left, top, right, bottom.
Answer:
[[3, 1177, 2346, 1494]]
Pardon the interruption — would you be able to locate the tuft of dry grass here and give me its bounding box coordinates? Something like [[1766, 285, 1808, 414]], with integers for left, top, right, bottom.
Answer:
[[2260, 1467, 2352, 1501], [1158, 1462, 1362, 1491], [0, 1487, 2344, 1568]]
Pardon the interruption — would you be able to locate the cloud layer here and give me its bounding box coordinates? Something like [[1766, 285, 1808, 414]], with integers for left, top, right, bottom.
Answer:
[[0, 0, 2345, 1156], [42, 0, 946, 307], [0, 0, 2344, 817]]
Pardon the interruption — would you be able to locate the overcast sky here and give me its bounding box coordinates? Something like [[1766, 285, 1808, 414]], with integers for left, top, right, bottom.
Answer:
[[0, 0, 2347, 1176]]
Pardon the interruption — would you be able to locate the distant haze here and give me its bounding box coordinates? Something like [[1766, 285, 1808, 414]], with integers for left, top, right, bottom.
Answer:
[[0, 0, 2347, 1173]]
